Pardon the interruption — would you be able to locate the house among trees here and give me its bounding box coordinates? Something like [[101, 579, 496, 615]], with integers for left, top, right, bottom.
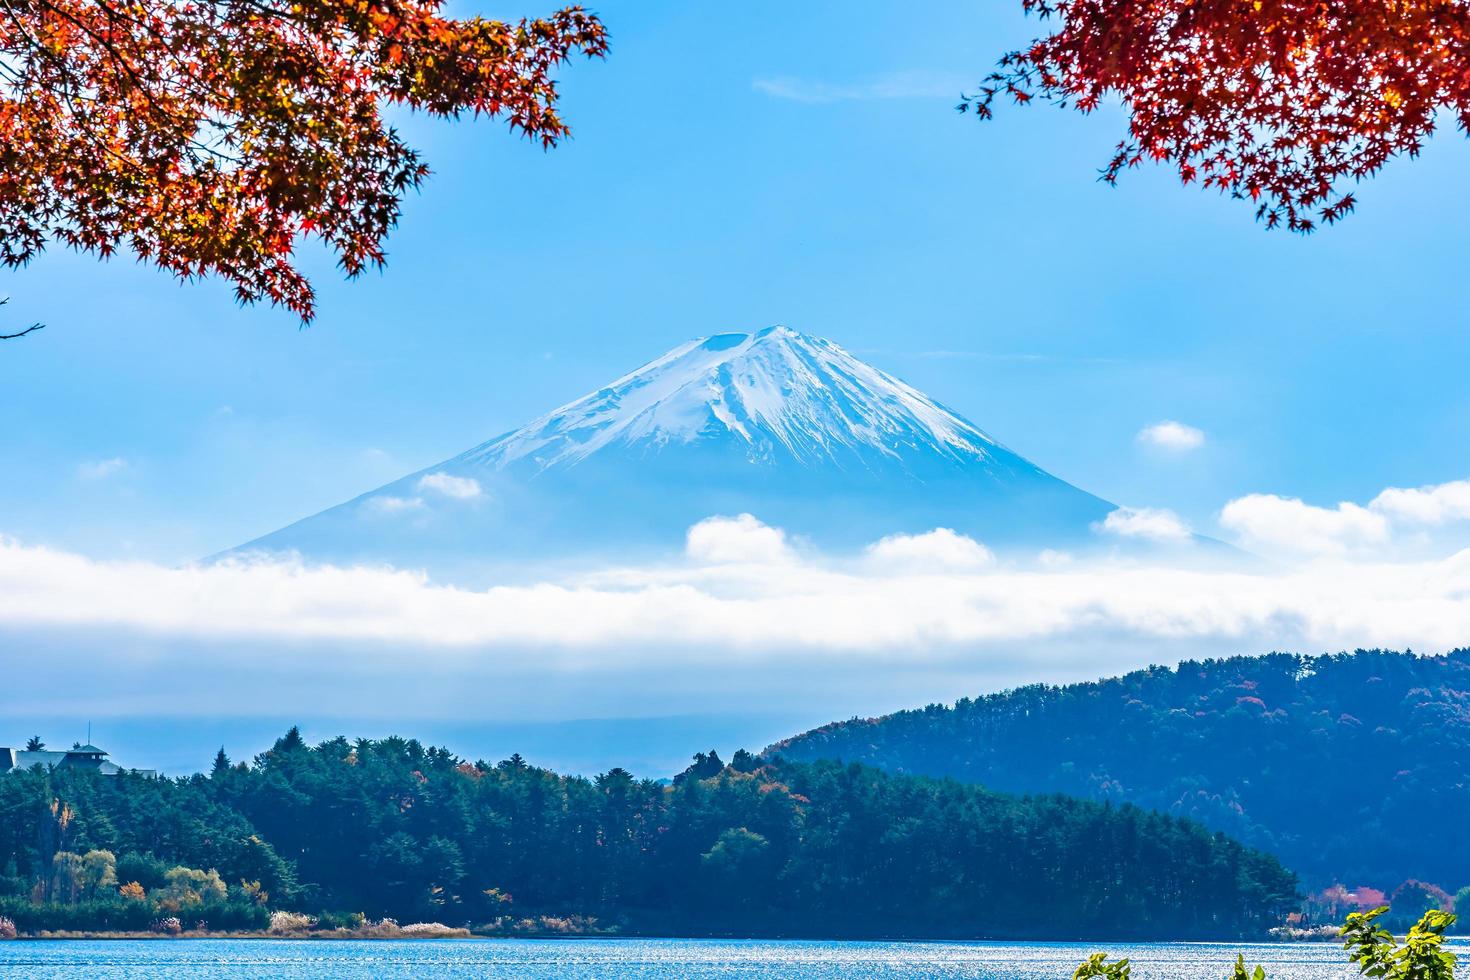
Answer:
[[0, 740, 155, 778]]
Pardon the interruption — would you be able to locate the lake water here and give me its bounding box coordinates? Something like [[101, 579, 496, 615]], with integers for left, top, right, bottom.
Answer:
[[3, 937, 1468, 979]]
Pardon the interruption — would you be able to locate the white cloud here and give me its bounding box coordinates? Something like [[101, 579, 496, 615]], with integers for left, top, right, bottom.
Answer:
[[417, 472, 482, 500], [12, 481, 1470, 727], [1137, 420, 1205, 452], [3, 532, 1470, 657], [77, 457, 128, 480], [1369, 480, 1470, 526], [1096, 506, 1192, 543], [685, 514, 793, 564], [1216, 479, 1470, 559], [1220, 494, 1389, 558], [865, 528, 994, 571], [753, 70, 968, 104], [365, 496, 424, 515]]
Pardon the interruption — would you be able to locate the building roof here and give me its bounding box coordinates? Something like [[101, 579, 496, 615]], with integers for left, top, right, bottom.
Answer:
[[0, 744, 152, 777]]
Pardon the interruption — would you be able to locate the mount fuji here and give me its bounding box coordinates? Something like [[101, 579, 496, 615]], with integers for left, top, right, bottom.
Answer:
[[234, 327, 1126, 574]]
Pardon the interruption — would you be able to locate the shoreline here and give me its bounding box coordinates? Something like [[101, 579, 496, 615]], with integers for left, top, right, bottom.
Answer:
[[12, 929, 474, 941], [5, 931, 1357, 944]]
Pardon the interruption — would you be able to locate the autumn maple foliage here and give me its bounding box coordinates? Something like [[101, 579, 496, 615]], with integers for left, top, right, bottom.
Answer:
[[964, 0, 1468, 230], [0, 0, 606, 321]]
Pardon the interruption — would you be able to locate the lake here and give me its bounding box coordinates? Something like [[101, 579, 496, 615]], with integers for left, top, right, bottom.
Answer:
[[5, 937, 1468, 979]]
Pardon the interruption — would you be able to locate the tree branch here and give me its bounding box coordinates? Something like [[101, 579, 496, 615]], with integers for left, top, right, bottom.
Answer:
[[0, 298, 44, 340]]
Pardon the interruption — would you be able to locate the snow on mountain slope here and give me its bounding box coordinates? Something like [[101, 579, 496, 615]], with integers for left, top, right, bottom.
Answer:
[[233, 327, 1125, 576], [462, 327, 1006, 474]]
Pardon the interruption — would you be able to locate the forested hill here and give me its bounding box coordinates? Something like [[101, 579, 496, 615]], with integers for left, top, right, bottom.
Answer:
[[768, 649, 1470, 896], [0, 733, 1296, 940]]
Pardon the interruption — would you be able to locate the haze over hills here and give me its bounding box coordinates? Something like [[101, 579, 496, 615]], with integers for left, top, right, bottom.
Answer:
[[234, 327, 1144, 575]]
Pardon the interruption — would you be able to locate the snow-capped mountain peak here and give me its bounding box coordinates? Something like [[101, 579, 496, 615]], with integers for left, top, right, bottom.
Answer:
[[459, 326, 1003, 474]]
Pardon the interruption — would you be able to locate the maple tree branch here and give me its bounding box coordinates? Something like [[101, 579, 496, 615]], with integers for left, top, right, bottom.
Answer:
[[0, 322, 43, 340], [0, 0, 606, 320], [231, 0, 312, 27], [3, 0, 245, 180], [88, 0, 170, 43], [30, 0, 181, 123], [0, 298, 43, 340]]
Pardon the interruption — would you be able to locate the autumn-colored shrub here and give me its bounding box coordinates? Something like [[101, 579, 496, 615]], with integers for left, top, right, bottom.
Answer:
[[239, 880, 269, 906], [481, 914, 604, 936], [1391, 881, 1454, 918], [398, 921, 470, 938], [0, 915, 15, 939], [268, 910, 316, 934], [156, 867, 228, 911], [151, 916, 182, 936]]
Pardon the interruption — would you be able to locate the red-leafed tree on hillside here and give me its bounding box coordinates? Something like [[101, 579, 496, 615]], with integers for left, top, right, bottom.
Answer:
[[964, 0, 1467, 231], [0, 0, 606, 328]]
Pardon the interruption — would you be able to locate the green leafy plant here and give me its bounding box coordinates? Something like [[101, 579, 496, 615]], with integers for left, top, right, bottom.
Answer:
[[1073, 952, 1130, 980], [1075, 908, 1459, 980], [1074, 951, 1265, 980], [1341, 906, 1458, 980], [1231, 955, 1267, 980]]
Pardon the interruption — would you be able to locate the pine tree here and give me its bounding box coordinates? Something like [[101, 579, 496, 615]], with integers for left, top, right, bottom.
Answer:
[[274, 727, 306, 754]]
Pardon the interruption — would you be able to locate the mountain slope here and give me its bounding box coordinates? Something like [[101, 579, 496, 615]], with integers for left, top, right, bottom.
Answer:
[[235, 327, 1119, 573], [766, 648, 1470, 895]]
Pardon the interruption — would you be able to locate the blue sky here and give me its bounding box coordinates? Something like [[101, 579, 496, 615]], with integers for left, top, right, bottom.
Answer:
[[5, 0, 1470, 562], [6, 1, 1470, 773]]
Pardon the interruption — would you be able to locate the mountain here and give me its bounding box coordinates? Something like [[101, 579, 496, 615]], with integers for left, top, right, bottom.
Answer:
[[766, 648, 1470, 897], [234, 327, 1121, 573]]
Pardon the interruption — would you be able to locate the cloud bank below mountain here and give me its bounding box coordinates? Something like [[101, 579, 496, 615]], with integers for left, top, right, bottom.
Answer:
[[4, 511, 1470, 657], [10, 475, 1470, 735]]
